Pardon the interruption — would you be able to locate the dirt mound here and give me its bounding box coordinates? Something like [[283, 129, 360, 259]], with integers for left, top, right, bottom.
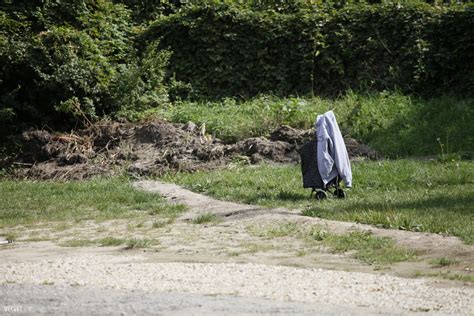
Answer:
[[344, 137, 379, 160], [17, 130, 59, 163], [4, 122, 377, 180], [269, 125, 313, 144], [232, 137, 297, 163]]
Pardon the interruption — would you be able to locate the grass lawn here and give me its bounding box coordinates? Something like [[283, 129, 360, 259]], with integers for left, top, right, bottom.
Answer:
[[0, 177, 185, 227], [164, 160, 474, 244]]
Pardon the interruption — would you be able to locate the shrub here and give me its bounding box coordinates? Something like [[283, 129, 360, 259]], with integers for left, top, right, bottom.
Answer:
[[142, 3, 473, 98], [111, 43, 172, 121]]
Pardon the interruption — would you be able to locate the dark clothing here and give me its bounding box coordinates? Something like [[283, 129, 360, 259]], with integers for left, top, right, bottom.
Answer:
[[298, 140, 324, 189]]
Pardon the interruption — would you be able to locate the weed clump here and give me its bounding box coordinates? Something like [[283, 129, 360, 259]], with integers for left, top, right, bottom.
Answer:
[[192, 213, 221, 224]]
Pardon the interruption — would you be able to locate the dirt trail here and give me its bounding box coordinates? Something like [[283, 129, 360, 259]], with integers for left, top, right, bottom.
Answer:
[[134, 180, 474, 263], [1, 180, 473, 315]]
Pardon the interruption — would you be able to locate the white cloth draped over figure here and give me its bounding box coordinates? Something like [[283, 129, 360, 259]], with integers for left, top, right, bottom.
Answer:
[[315, 110, 352, 188]]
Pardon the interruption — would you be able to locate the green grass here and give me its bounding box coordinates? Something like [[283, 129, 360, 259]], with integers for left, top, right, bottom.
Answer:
[[192, 213, 221, 224], [248, 222, 415, 264], [297, 250, 307, 257], [165, 160, 474, 244], [98, 237, 126, 246], [53, 222, 72, 232], [0, 177, 186, 227], [165, 96, 320, 143], [258, 221, 301, 238], [152, 218, 175, 228], [4, 232, 18, 242], [162, 93, 474, 157], [60, 237, 126, 247], [321, 231, 417, 264], [414, 271, 474, 283], [435, 273, 474, 283], [248, 221, 302, 238], [430, 257, 459, 268], [60, 237, 155, 248]]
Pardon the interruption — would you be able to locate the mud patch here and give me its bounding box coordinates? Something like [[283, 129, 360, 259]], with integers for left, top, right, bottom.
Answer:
[[3, 123, 377, 180]]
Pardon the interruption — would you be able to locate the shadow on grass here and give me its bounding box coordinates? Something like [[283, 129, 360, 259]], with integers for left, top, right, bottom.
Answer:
[[244, 191, 308, 204], [304, 194, 473, 244], [337, 194, 474, 215], [277, 191, 308, 201]]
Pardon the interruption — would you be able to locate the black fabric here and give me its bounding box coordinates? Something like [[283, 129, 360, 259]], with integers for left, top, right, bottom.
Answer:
[[298, 140, 324, 189]]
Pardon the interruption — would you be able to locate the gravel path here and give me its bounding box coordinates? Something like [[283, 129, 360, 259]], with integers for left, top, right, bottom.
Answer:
[[134, 180, 472, 254], [1, 253, 472, 315], [1, 180, 473, 315], [0, 284, 384, 316]]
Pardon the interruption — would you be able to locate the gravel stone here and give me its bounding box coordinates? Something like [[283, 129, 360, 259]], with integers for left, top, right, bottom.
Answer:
[[1, 254, 472, 315]]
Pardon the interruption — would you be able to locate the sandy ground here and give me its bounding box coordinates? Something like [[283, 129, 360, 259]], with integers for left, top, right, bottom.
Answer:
[[0, 180, 473, 315]]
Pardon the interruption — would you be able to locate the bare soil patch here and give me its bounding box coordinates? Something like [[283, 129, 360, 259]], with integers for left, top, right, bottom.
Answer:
[[2, 121, 377, 180]]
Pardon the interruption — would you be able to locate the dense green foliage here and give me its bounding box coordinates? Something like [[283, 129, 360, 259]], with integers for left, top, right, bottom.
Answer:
[[0, 0, 172, 134], [1, 1, 472, 157], [1, 1, 129, 127], [144, 3, 473, 98], [164, 160, 474, 244]]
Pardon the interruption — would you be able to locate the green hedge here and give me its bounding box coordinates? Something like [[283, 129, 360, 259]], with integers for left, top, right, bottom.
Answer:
[[143, 3, 473, 98], [1, 1, 473, 136]]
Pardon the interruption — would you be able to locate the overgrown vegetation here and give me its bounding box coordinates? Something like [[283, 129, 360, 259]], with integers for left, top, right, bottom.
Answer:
[[414, 271, 474, 283], [161, 93, 473, 156], [0, 178, 186, 226], [0, 0, 176, 135], [1, 1, 473, 157], [125, 238, 158, 249], [1, 2, 472, 259], [165, 160, 474, 244], [144, 2, 473, 98], [249, 221, 303, 238]]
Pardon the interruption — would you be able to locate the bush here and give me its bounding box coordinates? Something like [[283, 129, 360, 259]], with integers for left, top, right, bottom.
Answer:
[[0, 1, 136, 132], [142, 4, 321, 98], [112, 43, 172, 121], [142, 3, 473, 98], [1, 0, 472, 151]]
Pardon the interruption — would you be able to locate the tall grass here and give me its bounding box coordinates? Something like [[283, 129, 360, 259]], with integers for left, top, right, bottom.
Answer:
[[160, 92, 473, 157], [166, 96, 320, 142]]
